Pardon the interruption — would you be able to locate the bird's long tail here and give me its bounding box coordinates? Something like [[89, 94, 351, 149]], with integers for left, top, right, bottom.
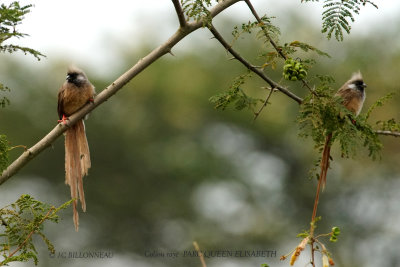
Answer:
[[65, 119, 91, 231], [320, 133, 332, 191], [311, 133, 333, 223]]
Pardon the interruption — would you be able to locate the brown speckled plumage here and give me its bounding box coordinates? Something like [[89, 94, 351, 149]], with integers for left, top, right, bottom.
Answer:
[[320, 71, 367, 190], [58, 66, 95, 231], [336, 71, 366, 115]]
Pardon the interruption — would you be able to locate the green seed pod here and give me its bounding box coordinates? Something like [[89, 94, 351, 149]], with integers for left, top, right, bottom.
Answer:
[[283, 64, 292, 71]]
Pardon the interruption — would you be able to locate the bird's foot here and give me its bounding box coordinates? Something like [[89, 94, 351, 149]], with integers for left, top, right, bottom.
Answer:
[[58, 114, 69, 124]]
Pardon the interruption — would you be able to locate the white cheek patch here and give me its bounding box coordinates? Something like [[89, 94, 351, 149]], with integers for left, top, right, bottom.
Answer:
[[77, 74, 86, 82], [348, 83, 356, 89]]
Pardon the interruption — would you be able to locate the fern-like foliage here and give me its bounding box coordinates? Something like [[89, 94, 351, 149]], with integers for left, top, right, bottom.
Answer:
[[298, 75, 385, 161], [210, 15, 329, 114], [376, 118, 400, 133], [0, 135, 8, 174], [0, 83, 10, 109], [0, 1, 45, 110], [0, 195, 72, 266], [231, 16, 282, 69], [0, 2, 44, 60], [181, 0, 214, 26], [301, 0, 378, 41], [209, 71, 261, 111], [232, 16, 281, 45]]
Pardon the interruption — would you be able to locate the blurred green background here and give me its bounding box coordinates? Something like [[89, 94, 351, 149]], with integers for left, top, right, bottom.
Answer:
[[1, 1, 400, 267]]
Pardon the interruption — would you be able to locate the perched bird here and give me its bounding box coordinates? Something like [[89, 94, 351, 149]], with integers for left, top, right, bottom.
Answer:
[[58, 66, 95, 231], [320, 72, 367, 190], [336, 71, 367, 116]]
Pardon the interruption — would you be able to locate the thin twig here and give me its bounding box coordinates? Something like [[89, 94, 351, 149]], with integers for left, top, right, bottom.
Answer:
[[244, 0, 315, 94], [310, 240, 315, 267], [8, 145, 27, 151], [193, 241, 207, 267], [171, 0, 187, 28], [208, 24, 303, 104], [244, 0, 286, 59], [375, 130, 400, 137], [0, 0, 242, 185], [253, 86, 275, 122], [314, 232, 332, 239]]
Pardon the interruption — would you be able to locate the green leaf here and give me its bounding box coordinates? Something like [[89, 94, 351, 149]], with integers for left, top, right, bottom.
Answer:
[[0, 195, 72, 266], [209, 71, 261, 111], [0, 2, 45, 60], [289, 41, 330, 57], [297, 74, 384, 162], [365, 92, 395, 121], [296, 231, 309, 238], [0, 83, 10, 108], [181, 0, 213, 26], [0, 134, 9, 173], [318, 0, 378, 41]]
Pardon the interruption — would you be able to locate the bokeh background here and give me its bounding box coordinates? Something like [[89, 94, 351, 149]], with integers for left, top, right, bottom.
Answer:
[[1, 1, 400, 267]]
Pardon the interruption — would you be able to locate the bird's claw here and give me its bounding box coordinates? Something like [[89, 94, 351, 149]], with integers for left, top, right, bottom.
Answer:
[[58, 114, 68, 124]]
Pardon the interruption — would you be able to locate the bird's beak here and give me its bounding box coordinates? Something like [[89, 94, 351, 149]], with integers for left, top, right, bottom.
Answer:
[[363, 83, 367, 88], [66, 74, 70, 81]]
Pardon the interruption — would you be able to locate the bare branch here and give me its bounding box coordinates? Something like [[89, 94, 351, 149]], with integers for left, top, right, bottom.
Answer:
[[375, 130, 400, 137], [0, 0, 242, 184], [171, 0, 187, 28], [208, 24, 303, 104]]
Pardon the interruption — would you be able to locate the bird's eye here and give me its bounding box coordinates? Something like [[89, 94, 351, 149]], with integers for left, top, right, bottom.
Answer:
[[355, 80, 364, 86]]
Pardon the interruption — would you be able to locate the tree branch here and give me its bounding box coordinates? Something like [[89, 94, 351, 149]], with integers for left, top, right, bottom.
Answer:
[[208, 24, 303, 104], [171, 0, 187, 28], [244, 0, 286, 59], [244, 0, 315, 94], [375, 130, 400, 137], [0, 0, 243, 184]]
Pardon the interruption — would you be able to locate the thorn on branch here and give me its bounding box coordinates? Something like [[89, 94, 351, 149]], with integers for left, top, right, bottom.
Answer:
[[261, 86, 278, 91], [27, 148, 33, 156]]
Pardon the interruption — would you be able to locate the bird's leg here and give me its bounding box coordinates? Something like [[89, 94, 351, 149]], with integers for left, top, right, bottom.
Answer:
[[58, 114, 69, 124]]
